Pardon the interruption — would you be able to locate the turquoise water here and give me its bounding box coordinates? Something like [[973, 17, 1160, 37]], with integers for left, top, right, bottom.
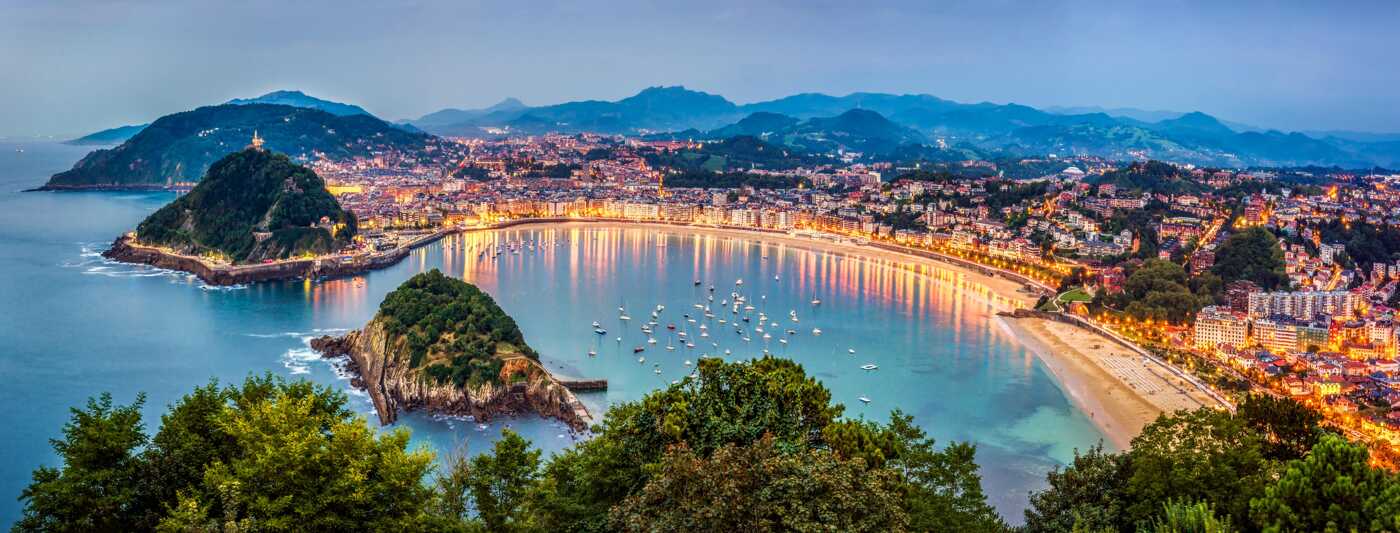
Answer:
[[0, 141, 1105, 525]]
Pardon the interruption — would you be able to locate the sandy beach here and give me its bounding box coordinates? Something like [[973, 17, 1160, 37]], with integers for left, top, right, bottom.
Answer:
[[1002, 317, 1216, 449]]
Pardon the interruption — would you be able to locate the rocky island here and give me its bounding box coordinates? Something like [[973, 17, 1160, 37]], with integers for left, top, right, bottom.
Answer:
[[312, 270, 593, 431]]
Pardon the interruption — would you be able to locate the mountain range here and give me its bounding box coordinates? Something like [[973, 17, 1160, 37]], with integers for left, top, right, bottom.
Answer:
[[409, 86, 1400, 168]]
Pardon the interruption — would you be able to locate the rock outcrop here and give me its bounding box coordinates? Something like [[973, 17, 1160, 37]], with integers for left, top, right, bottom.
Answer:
[[311, 318, 591, 432]]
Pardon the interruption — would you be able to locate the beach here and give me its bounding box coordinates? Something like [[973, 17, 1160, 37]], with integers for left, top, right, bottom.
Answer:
[[1001, 317, 1217, 449]]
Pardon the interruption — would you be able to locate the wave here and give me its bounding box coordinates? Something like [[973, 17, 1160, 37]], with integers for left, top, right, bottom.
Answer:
[[63, 242, 248, 290]]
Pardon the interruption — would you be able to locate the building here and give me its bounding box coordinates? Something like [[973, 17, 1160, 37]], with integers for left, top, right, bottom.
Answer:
[[1195, 306, 1248, 350]]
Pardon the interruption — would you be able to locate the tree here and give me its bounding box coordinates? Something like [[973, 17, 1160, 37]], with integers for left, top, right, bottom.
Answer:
[[1023, 444, 1131, 533], [1147, 500, 1235, 533], [884, 412, 1005, 532], [610, 437, 910, 532], [1211, 227, 1288, 291], [468, 429, 541, 532], [1124, 408, 1272, 527], [1236, 394, 1324, 462], [1250, 434, 1400, 532], [15, 393, 148, 533]]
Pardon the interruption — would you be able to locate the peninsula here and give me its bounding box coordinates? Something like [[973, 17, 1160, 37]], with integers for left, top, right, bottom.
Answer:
[[311, 269, 593, 431]]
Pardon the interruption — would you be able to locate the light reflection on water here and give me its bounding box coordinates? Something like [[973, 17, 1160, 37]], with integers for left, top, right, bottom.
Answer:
[[1, 143, 1100, 524]]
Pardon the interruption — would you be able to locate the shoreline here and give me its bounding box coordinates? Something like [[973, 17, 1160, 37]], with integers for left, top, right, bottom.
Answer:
[[105, 217, 1198, 448], [1001, 315, 1217, 449]]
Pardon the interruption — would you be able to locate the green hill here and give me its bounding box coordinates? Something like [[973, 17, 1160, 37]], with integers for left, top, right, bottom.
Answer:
[[134, 148, 357, 263], [42, 103, 432, 189]]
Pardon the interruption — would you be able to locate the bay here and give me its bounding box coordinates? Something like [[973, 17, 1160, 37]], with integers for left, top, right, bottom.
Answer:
[[0, 141, 1105, 525]]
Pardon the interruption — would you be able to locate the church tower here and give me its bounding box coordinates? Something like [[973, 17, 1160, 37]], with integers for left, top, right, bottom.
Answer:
[[250, 130, 265, 151]]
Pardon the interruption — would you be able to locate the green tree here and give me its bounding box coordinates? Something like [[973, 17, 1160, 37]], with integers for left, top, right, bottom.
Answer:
[[1236, 394, 1324, 462], [1250, 434, 1400, 532], [15, 393, 148, 533], [884, 412, 1005, 532], [1147, 499, 1235, 533], [1211, 227, 1288, 291], [610, 437, 910, 532], [1023, 444, 1131, 533], [467, 429, 541, 532], [1124, 408, 1272, 528]]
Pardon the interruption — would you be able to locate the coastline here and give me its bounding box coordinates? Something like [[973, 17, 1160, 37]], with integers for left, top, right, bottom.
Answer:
[[105, 216, 1200, 448], [1000, 315, 1217, 449]]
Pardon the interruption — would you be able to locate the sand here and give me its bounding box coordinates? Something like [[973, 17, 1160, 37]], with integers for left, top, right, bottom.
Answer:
[[1002, 317, 1217, 449]]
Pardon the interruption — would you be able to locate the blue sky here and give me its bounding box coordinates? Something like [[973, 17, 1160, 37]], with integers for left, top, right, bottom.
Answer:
[[3, 0, 1397, 136]]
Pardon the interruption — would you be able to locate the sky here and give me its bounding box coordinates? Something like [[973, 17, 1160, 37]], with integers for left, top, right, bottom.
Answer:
[[2, 0, 1398, 137]]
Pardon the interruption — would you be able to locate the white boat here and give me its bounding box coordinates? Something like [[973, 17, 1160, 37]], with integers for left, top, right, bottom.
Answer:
[[594, 328, 607, 335], [684, 360, 692, 366], [778, 339, 788, 345], [724, 349, 732, 355], [774, 275, 780, 281], [858, 396, 872, 404], [654, 368, 662, 374], [588, 350, 597, 357], [812, 328, 822, 335], [648, 338, 657, 344], [735, 279, 744, 285], [811, 298, 822, 306], [861, 364, 878, 370], [592, 321, 601, 328], [620, 314, 631, 321], [638, 356, 646, 363], [848, 348, 856, 354]]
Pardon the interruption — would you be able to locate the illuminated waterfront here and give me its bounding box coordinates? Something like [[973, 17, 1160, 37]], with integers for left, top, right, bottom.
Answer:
[[1, 142, 1104, 523]]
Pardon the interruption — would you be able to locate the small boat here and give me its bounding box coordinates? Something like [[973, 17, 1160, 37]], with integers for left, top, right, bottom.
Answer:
[[634, 346, 645, 353], [592, 321, 601, 328], [694, 280, 701, 286], [594, 328, 607, 335], [778, 338, 788, 345], [736, 279, 744, 286], [848, 348, 856, 354], [724, 349, 732, 355], [667, 323, 676, 330], [812, 328, 822, 335], [684, 360, 692, 366], [861, 364, 878, 370], [774, 275, 780, 281], [648, 338, 658, 344], [667, 345, 676, 351], [620, 314, 631, 321], [588, 350, 597, 357], [858, 396, 872, 404], [686, 343, 695, 348], [638, 356, 646, 363], [616, 337, 622, 343], [811, 298, 822, 306]]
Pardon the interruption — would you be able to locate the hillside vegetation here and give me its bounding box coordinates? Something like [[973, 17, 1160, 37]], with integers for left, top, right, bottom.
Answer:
[[135, 148, 357, 263]]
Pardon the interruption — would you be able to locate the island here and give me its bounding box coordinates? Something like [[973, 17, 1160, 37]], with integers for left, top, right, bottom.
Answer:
[[310, 269, 594, 431]]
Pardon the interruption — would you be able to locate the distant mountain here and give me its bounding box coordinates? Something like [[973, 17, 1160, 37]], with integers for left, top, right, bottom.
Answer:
[[697, 109, 923, 156], [1045, 105, 1186, 124], [41, 103, 433, 189], [405, 85, 1398, 167], [226, 90, 370, 117], [134, 148, 357, 263], [65, 124, 147, 145], [410, 98, 528, 129]]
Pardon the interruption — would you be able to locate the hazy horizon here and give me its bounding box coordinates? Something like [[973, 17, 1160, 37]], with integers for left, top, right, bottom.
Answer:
[[4, 0, 1398, 138]]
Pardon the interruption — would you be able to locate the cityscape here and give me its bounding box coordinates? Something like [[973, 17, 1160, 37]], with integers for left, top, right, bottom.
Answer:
[[4, 1, 1400, 531]]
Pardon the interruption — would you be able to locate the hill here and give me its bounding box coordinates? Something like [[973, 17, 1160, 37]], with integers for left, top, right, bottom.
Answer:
[[65, 124, 147, 145], [41, 103, 432, 189], [225, 89, 371, 116], [311, 269, 586, 428], [1089, 160, 1207, 195], [133, 147, 357, 263]]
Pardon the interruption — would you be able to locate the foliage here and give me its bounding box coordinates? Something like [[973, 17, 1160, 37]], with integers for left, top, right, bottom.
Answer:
[[1123, 408, 1273, 527], [1090, 161, 1206, 195], [1250, 434, 1400, 533], [467, 430, 541, 532], [14, 393, 148, 532], [378, 269, 534, 385], [15, 375, 436, 532], [1211, 227, 1289, 291], [1023, 444, 1131, 533], [136, 148, 357, 262], [663, 169, 805, 189], [1314, 219, 1400, 268], [1146, 500, 1235, 533], [1248, 433, 1400, 528], [1100, 259, 1212, 323], [1236, 394, 1324, 462], [610, 437, 910, 532]]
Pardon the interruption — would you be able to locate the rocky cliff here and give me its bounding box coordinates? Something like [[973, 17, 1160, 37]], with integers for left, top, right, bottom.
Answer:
[[312, 318, 591, 432]]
